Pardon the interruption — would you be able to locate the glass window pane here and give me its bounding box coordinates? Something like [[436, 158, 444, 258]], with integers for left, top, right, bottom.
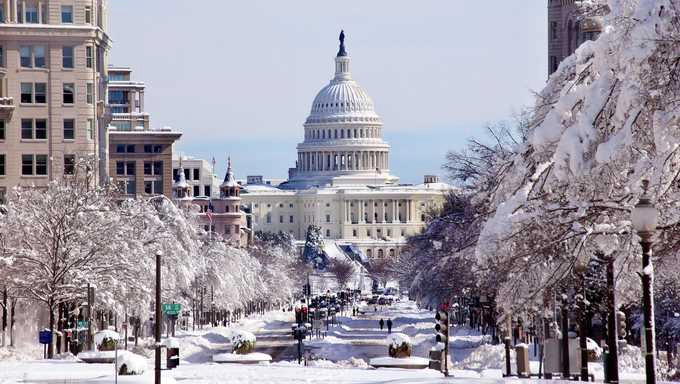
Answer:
[[86, 46, 93, 68], [35, 155, 47, 175], [143, 162, 151, 175], [126, 181, 136, 195], [0, 154, 5, 176], [63, 83, 74, 104], [33, 46, 45, 68], [22, 155, 33, 175], [153, 162, 162, 175], [62, 47, 74, 68], [63, 119, 74, 140], [35, 120, 47, 139], [144, 144, 152, 153], [116, 161, 124, 175], [126, 145, 135, 153], [61, 6, 73, 23], [26, 6, 38, 23], [86, 83, 93, 104], [64, 155, 75, 175], [35, 83, 46, 103], [21, 119, 33, 139], [126, 161, 135, 175], [116, 144, 125, 153], [154, 180, 163, 194], [20, 47, 31, 67], [144, 181, 152, 194], [20, 83, 33, 103], [0, 121, 5, 141]]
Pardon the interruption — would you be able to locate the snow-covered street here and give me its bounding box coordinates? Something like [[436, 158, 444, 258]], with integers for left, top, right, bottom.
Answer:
[[0, 299, 658, 383]]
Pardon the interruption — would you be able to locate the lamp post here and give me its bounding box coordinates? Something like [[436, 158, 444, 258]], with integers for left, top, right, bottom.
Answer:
[[155, 250, 162, 384], [631, 179, 658, 384]]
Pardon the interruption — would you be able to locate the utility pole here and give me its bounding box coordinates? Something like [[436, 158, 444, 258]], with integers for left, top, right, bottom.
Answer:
[[606, 255, 619, 383], [561, 295, 570, 380], [87, 283, 93, 351], [155, 251, 162, 384]]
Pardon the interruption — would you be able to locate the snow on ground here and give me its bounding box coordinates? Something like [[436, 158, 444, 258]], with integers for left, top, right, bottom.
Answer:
[[0, 298, 666, 383]]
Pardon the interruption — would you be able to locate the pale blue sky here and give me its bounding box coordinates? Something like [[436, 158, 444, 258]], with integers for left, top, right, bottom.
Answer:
[[109, 1, 547, 184]]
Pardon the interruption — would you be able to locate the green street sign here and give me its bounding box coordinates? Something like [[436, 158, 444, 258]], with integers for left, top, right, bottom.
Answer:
[[76, 320, 88, 329], [162, 303, 181, 315]]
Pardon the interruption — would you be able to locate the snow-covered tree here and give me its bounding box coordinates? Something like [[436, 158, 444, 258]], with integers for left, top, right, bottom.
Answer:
[[302, 225, 326, 269]]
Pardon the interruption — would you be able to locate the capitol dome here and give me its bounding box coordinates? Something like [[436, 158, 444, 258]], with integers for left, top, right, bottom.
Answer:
[[282, 31, 398, 190]]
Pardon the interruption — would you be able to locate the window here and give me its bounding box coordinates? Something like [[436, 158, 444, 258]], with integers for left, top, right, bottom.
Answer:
[[144, 144, 152, 153], [550, 56, 558, 73], [86, 83, 93, 104], [64, 155, 75, 175], [34, 46, 46, 68], [279, 215, 283, 224], [144, 162, 152, 175], [21, 119, 45, 140], [126, 144, 135, 153], [289, 203, 294, 208], [61, 6, 73, 23], [551, 21, 558, 40], [144, 181, 152, 194], [184, 168, 190, 180], [63, 119, 75, 140], [289, 215, 294, 223], [193, 169, 200, 180], [153, 145, 162, 153], [225, 225, 231, 234], [126, 181, 136, 195], [35, 120, 46, 139], [326, 229, 331, 237], [116, 161, 125, 175], [234, 224, 239, 234], [0, 46, 3, 67], [0, 154, 4, 176], [21, 154, 47, 176], [193, 185, 200, 197], [86, 46, 93, 68], [62, 47, 74, 68], [20, 83, 33, 103], [204, 186, 211, 197], [35, 83, 46, 103], [352, 229, 357, 237], [85, 6, 92, 24], [153, 161, 162, 175], [266, 213, 271, 224], [87, 119, 94, 140], [22, 155, 33, 175], [0, 121, 4, 140], [25, 5, 38, 23], [63, 83, 74, 104], [326, 214, 331, 223], [20, 47, 31, 67]]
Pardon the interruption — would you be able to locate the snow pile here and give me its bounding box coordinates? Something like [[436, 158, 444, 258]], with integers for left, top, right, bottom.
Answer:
[[116, 351, 147, 375], [385, 333, 410, 348], [369, 356, 430, 368], [94, 330, 120, 347], [230, 330, 256, 347], [162, 337, 180, 349], [452, 343, 515, 370], [212, 352, 271, 363]]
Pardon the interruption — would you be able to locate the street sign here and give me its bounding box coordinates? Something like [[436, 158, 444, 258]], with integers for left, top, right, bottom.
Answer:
[[38, 330, 52, 344], [162, 303, 181, 315], [77, 320, 88, 329]]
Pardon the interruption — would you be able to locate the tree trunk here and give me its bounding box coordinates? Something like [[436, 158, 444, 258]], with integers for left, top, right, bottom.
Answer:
[[1, 286, 7, 347], [48, 301, 55, 358], [9, 298, 17, 347]]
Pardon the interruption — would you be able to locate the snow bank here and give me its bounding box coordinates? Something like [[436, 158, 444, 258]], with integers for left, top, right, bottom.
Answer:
[[369, 356, 429, 368], [162, 337, 180, 349], [212, 352, 271, 363], [94, 330, 120, 346], [116, 351, 147, 375]]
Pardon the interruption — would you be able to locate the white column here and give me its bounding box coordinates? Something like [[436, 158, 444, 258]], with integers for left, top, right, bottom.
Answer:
[[20, 1, 24, 22], [12, 0, 17, 22], [140, 90, 145, 112], [4, 0, 9, 22], [36, 0, 41, 23]]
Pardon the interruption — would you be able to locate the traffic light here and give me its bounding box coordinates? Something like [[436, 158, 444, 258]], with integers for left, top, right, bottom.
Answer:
[[435, 310, 448, 344]]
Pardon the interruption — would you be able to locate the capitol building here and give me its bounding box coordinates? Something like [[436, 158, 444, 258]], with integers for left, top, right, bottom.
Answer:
[[241, 32, 451, 260]]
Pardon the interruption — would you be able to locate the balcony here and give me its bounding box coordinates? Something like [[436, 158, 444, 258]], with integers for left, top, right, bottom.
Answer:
[[0, 97, 15, 120]]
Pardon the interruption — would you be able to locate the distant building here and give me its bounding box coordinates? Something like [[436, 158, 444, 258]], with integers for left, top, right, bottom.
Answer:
[[107, 66, 181, 197], [240, 32, 451, 261], [0, 0, 112, 203], [548, 0, 604, 75], [173, 157, 249, 246], [172, 156, 219, 198], [240, 175, 286, 187]]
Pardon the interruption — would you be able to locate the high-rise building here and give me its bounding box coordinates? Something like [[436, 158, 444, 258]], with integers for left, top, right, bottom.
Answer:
[[172, 156, 219, 199], [107, 66, 181, 198], [547, 0, 604, 75], [0, 0, 112, 203]]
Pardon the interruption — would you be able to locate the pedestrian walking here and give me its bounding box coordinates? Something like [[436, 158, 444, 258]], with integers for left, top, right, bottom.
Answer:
[[387, 318, 393, 333], [379, 318, 384, 330]]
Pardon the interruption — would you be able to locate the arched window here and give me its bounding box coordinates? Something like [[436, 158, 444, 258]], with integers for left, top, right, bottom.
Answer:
[[367, 249, 372, 258], [322, 130, 326, 139], [378, 249, 384, 258], [389, 249, 395, 257], [334, 130, 338, 139], [341, 130, 344, 138]]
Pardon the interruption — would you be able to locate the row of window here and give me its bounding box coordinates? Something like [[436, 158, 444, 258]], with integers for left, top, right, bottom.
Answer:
[[203, 224, 240, 236], [16, 45, 94, 69], [0, 153, 76, 176], [20, 82, 93, 105], [0, 119, 94, 141], [172, 167, 201, 181], [115, 144, 163, 154], [116, 179, 164, 195], [115, 161, 163, 176], [0, 4, 92, 25], [307, 127, 380, 140]]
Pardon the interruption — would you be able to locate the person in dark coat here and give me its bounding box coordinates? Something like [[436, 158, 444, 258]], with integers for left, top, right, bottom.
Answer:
[[386, 318, 393, 333], [379, 318, 384, 330]]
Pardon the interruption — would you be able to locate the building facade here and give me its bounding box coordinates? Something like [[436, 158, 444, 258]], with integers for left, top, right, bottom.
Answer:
[[107, 66, 180, 198], [172, 156, 219, 198], [0, 0, 112, 203], [241, 32, 451, 261], [173, 157, 248, 246], [548, 0, 604, 74]]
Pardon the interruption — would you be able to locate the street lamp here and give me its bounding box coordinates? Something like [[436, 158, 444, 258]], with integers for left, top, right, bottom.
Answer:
[[631, 179, 658, 384], [155, 250, 162, 384]]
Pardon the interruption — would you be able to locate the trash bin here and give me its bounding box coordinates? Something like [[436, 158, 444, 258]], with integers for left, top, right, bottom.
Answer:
[[516, 344, 530, 377], [167, 347, 179, 369]]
